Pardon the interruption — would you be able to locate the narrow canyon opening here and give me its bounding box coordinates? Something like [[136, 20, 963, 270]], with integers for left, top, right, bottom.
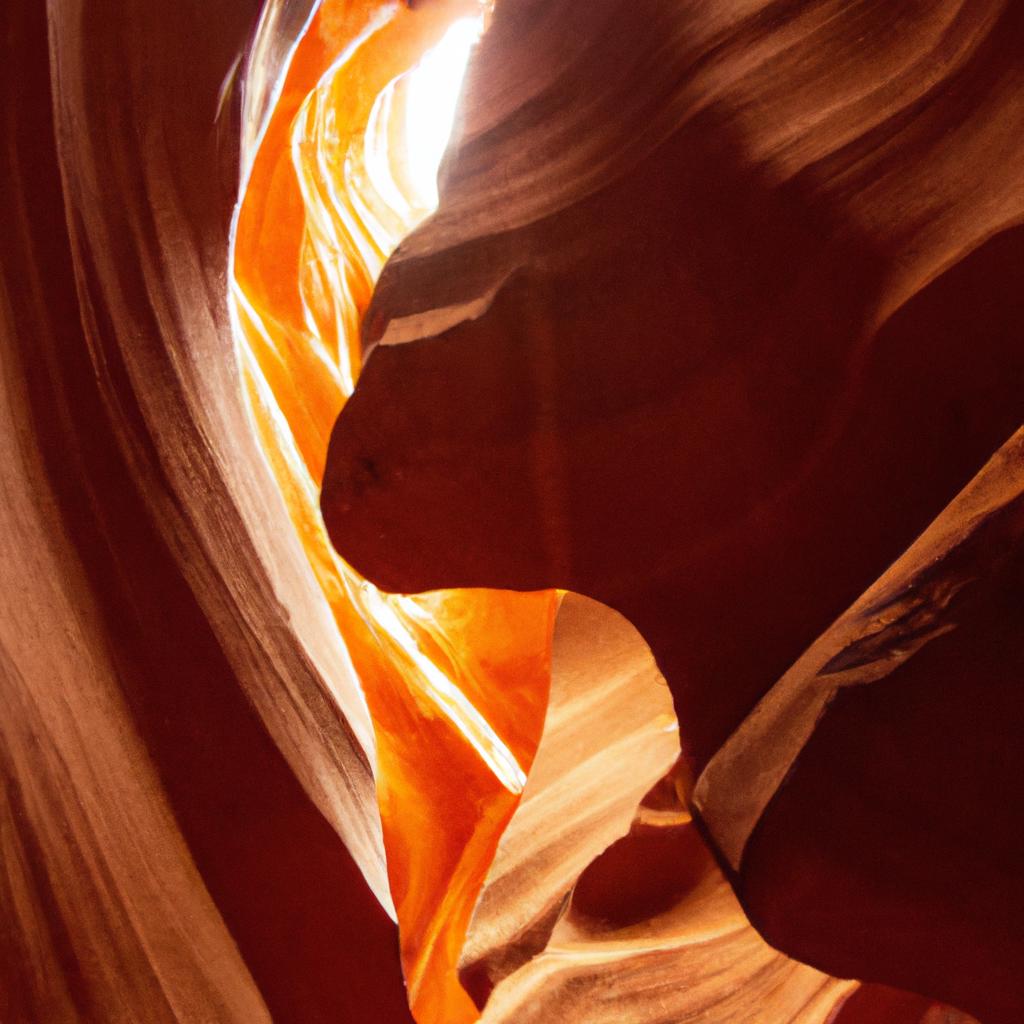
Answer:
[[227, 3, 1006, 1023]]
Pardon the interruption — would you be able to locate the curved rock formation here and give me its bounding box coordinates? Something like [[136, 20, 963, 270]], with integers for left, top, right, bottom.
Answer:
[[3, 0, 1019, 1021], [322, 0, 1024, 1019], [1, 2, 410, 1021]]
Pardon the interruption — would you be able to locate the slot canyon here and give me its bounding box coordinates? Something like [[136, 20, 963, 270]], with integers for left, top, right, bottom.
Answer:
[[1, 1, 1022, 1022]]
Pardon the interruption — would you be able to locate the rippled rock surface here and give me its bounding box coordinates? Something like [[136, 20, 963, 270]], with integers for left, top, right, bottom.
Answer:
[[2, 0, 1020, 1021]]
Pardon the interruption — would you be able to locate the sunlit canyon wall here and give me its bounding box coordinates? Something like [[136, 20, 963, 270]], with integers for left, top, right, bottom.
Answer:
[[1, 1, 1021, 1022]]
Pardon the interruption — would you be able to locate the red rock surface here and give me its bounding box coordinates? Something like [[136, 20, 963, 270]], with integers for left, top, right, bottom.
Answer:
[[1, 3, 410, 1021], [3, 0, 1020, 1020], [323, 0, 1024, 1019]]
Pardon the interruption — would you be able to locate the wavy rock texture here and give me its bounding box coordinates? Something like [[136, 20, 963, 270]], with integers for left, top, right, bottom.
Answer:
[[229, 4, 559, 1019], [230, 4, 878, 1022], [2, 0, 1019, 1022], [731, 428, 1024, 1023], [467, 595, 858, 1023], [1, 2, 412, 1021], [322, 0, 1024, 1020], [461, 593, 682, 1005]]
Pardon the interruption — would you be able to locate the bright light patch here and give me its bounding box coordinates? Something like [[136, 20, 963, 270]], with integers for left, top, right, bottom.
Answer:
[[402, 17, 482, 210]]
